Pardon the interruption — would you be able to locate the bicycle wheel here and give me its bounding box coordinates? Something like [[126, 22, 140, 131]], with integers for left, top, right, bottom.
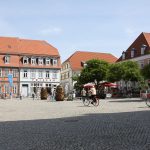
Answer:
[[146, 98, 150, 107], [83, 98, 90, 106], [93, 98, 99, 106]]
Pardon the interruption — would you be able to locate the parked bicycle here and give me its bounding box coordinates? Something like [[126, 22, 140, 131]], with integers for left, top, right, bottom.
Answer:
[[82, 96, 99, 106]]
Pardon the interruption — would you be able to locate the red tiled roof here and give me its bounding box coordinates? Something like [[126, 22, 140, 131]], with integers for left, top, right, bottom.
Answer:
[[63, 51, 117, 71], [0, 37, 59, 56], [117, 32, 150, 62], [0, 36, 61, 68]]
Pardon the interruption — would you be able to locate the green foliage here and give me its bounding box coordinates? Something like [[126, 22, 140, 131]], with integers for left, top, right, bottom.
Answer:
[[107, 63, 123, 82], [55, 85, 64, 101], [121, 61, 142, 81], [79, 59, 109, 85], [41, 88, 48, 100], [141, 63, 150, 79]]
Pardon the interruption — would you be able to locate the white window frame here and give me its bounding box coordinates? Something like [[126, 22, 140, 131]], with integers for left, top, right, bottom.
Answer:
[[5, 56, 10, 64], [52, 72, 57, 79], [122, 53, 125, 60], [38, 70, 43, 78], [38, 58, 43, 65], [46, 58, 50, 65], [23, 57, 29, 64], [30, 70, 36, 78], [12, 69, 18, 77], [23, 70, 28, 78], [13, 85, 17, 94], [131, 50, 134, 58], [31, 57, 36, 65], [5, 69, 9, 77], [4, 85, 9, 93], [46, 71, 50, 78], [53, 59, 57, 66]]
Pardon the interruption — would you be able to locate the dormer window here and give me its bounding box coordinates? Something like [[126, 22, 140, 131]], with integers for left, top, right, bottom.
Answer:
[[131, 48, 135, 58], [38, 58, 43, 65], [31, 57, 36, 65], [46, 58, 50, 65], [23, 56, 28, 64], [122, 51, 125, 60], [141, 44, 147, 55], [51, 58, 57, 66], [53, 59, 57, 66], [4, 55, 10, 64]]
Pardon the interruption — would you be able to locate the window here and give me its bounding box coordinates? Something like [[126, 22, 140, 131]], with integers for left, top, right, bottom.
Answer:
[[141, 44, 147, 55], [23, 57, 29, 64], [122, 51, 125, 60], [0, 69, 2, 77], [53, 59, 57, 65], [4, 85, 9, 93], [12, 69, 18, 77], [52, 71, 57, 79], [46, 58, 50, 65], [131, 48, 135, 58], [31, 70, 36, 78], [31, 57, 36, 65], [23, 70, 28, 78], [38, 58, 43, 65], [13, 85, 17, 94], [4, 55, 10, 64], [46, 71, 50, 78], [38, 70, 43, 78], [5, 69, 9, 77]]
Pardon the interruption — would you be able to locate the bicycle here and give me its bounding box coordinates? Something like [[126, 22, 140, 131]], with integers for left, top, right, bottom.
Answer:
[[82, 96, 99, 106]]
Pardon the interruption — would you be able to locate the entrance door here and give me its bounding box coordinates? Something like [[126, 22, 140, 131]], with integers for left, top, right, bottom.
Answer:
[[22, 85, 28, 97]]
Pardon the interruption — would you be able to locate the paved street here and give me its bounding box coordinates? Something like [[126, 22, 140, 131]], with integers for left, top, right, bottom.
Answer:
[[0, 98, 150, 150]]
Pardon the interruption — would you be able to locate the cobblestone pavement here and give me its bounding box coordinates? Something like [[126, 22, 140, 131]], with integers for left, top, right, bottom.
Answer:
[[0, 98, 150, 150]]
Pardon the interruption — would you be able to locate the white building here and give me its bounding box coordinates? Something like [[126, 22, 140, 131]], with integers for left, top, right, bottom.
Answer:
[[0, 37, 61, 97]]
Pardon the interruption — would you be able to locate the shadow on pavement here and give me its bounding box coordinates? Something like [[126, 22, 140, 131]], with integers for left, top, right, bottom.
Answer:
[[109, 99, 144, 103], [0, 110, 150, 150]]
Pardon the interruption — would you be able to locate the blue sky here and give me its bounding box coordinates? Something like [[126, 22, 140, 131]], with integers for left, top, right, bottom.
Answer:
[[0, 0, 150, 62]]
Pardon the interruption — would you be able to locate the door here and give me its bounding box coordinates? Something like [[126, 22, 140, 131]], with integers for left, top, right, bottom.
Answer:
[[22, 85, 28, 97]]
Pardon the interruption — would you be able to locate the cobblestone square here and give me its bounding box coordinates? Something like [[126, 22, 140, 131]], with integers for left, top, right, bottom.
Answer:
[[0, 98, 150, 150]]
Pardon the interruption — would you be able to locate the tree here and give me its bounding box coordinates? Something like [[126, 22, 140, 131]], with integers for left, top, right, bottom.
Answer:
[[141, 63, 150, 80], [121, 61, 142, 82], [107, 63, 123, 82], [79, 59, 109, 87]]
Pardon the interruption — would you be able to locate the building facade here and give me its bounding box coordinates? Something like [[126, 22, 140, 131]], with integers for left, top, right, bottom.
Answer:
[[117, 32, 150, 68], [0, 37, 61, 98], [61, 51, 117, 95]]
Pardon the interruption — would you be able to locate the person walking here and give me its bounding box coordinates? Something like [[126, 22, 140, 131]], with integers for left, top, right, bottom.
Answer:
[[81, 88, 86, 101], [32, 92, 35, 100]]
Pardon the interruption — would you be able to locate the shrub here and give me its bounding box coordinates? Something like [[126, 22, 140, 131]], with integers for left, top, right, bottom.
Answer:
[[41, 88, 48, 100], [55, 85, 64, 101]]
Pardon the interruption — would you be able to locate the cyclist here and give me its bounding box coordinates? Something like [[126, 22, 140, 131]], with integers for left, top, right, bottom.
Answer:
[[89, 86, 96, 103]]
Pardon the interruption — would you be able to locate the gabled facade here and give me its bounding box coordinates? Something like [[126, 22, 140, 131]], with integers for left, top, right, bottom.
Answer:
[[0, 37, 61, 98], [117, 32, 150, 68], [61, 51, 117, 95]]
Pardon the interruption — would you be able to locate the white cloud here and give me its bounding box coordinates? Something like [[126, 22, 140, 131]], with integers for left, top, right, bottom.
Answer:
[[39, 27, 63, 36]]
